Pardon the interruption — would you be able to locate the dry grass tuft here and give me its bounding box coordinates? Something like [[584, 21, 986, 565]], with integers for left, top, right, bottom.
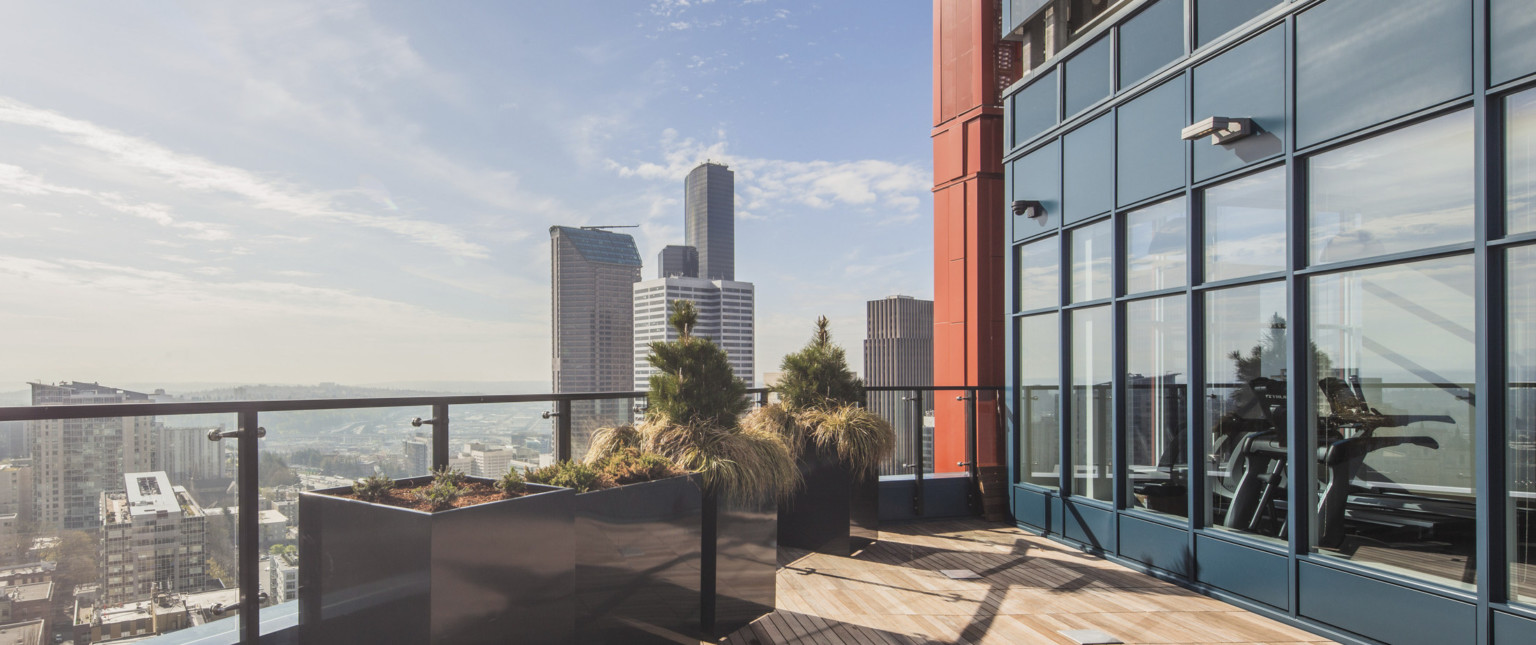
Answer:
[[583, 423, 643, 465], [639, 412, 800, 504], [800, 404, 895, 479]]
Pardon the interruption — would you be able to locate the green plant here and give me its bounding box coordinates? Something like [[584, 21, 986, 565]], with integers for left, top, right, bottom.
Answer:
[[801, 404, 895, 479], [496, 469, 527, 496], [430, 466, 467, 488], [641, 413, 798, 504], [583, 423, 642, 464], [773, 316, 863, 411], [415, 479, 461, 511], [597, 448, 687, 487], [524, 461, 607, 494], [352, 474, 395, 503], [740, 403, 807, 461], [645, 300, 751, 429]]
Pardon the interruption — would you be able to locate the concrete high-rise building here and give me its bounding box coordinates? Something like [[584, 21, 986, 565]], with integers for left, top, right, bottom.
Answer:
[[656, 245, 699, 279], [864, 296, 935, 476], [0, 461, 33, 525], [99, 471, 207, 604], [633, 278, 755, 388], [153, 426, 226, 486], [550, 226, 643, 456], [29, 382, 156, 531], [684, 162, 734, 281], [401, 439, 429, 476]]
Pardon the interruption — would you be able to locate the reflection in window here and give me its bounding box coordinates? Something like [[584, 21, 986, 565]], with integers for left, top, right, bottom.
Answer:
[[1205, 167, 1287, 282], [1071, 305, 1113, 501], [1126, 295, 1188, 517], [1126, 197, 1186, 294], [1510, 246, 1536, 604], [1509, 88, 1536, 236], [1071, 219, 1112, 303], [1309, 256, 1476, 590], [1204, 282, 1287, 541], [1017, 237, 1061, 311], [1309, 110, 1473, 265], [1020, 313, 1061, 488]]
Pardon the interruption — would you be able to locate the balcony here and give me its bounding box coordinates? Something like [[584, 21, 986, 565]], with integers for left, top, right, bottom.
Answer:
[[0, 386, 1323, 644]]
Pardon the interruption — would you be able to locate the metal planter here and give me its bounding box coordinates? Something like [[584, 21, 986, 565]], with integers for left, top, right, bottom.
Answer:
[[574, 473, 703, 644], [298, 477, 575, 645], [777, 445, 880, 555], [702, 492, 778, 638]]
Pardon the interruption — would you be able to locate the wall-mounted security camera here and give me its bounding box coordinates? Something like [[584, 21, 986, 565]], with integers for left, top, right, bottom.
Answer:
[[1012, 199, 1045, 219], [1181, 117, 1254, 145]]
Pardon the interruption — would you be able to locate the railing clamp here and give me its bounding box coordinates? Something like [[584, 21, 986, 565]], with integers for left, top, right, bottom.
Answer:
[[411, 417, 441, 427], [211, 592, 268, 615], [957, 461, 971, 467], [956, 395, 973, 401], [207, 427, 265, 442], [541, 410, 561, 419]]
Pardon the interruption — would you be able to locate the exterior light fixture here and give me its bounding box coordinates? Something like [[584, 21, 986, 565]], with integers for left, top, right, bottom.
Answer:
[[1181, 116, 1254, 145], [1012, 199, 1045, 219]]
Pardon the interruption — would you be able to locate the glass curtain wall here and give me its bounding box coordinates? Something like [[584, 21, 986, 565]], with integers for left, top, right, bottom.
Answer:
[[1020, 313, 1062, 488], [1071, 305, 1114, 500], [1126, 295, 1188, 516], [1509, 87, 1536, 606]]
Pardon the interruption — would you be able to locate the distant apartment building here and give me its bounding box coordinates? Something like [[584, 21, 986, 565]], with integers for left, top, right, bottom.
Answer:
[[633, 278, 756, 388], [0, 461, 33, 524], [99, 472, 207, 605], [30, 382, 156, 531], [0, 619, 41, 645], [465, 443, 518, 477], [0, 580, 52, 626], [864, 296, 935, 476], [656, 244, 699, 279], [153, 426, 226, 485], [685, 162, 735, 281], [266, 552, 297, 604], [550, 226, 643, 456]]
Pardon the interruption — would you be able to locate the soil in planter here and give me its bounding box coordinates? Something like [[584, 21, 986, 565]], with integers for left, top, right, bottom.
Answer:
[[333, 481, 526, 512]]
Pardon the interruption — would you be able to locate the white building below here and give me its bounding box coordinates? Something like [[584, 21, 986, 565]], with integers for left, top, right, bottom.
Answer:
[[633, 277, 755, 388]]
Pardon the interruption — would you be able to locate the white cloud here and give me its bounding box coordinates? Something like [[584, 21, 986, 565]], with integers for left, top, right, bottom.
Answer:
[[0, 97, 488, 258]]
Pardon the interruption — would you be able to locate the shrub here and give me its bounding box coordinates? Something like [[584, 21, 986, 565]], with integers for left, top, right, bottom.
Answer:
[[430, 466, 467, 487], [497, 469, 527, 496], [351, 474, 394, 503], [597, 448, 687, 487], [583, 423, 642, 464], [524, 461, 607, 494], [773, 317, 863, 410], [645, 300, 751, 429], [801, 404, 895, 479], [415, 479, 461, 511]]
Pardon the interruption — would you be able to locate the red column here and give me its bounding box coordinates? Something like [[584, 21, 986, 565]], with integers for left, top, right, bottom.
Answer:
[[933, 0, 1013, 519]]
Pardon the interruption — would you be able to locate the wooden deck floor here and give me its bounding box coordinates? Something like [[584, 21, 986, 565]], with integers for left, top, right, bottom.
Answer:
[[722, 520, 1336, 645]]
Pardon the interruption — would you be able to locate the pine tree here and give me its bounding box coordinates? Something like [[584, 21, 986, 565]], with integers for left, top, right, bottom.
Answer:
[[774, 316, 864, 410], [646, 299, 750, 429]]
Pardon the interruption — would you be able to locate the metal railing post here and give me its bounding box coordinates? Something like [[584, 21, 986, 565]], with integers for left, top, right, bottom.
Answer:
[[959, 389, 979, 514], [237, 409, 261, 644], [910, 390, 924, 516], [556, 399, 573, 462]]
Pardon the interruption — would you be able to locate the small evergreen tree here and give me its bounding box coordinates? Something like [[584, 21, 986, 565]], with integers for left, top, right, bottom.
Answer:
[[774, 316, 863, 410], [646, 299, 750, 429]]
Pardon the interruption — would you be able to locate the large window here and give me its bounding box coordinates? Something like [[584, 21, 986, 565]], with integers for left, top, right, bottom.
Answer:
[[1203, 281, 1287, 541], [1308, 255, 1476, 590], [1070, 219, 1113, 303], [1125, 197, 1186, 294], [1204, 167, 1286, 282], [1018, 236, 1061, 311], [1510, 88, 1536, 236], [1071, 305, 1113, 501], [1510, 246, 1536, 604], [1126, 295, 1188, 517], [1308, 110, 1474, 265], [1020, 313, 1062, 489]]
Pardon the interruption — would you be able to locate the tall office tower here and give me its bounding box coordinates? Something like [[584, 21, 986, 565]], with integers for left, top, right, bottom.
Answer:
[[401, 439, 429, 476], [29, 382, 155, 531], [550, 226, 643, 456], [656, 245, 699, 279], [684, 162, 734, 281], [0, 461, 33, 524], [633, 278, 755, 389], [99, 472, 208, 604], [153, 426, 226, 485], [864, 296, 935, 476]]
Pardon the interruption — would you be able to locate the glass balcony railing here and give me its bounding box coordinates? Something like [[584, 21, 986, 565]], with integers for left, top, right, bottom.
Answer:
[[0, 384, 992, 645]]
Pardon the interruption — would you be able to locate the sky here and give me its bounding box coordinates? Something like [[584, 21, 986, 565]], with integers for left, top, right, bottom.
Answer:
[[0, 1, 935, 389]]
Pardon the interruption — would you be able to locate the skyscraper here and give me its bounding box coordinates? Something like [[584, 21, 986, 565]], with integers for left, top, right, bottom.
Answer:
[[550, 226, 643, 455], [685, 162, 734, 281], [29, 382, 156, 531], [633, 278, 755, 389], [99, 471, 207, 603], [656, 244, 699, 279], [864, 296, 934, 476]]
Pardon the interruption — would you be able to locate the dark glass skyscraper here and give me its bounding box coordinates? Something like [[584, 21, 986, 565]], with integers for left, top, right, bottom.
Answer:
[[685, 162, 734, 281], [549, 226, 642, 455], [656, 244, 699, 278]]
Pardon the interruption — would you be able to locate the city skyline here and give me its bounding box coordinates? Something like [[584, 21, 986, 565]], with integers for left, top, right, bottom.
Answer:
[[0, 2, 935, 388]]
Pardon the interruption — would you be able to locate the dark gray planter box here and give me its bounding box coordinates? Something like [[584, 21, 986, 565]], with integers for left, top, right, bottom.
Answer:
[[702, 493, 778, 638], [778, 445, 880, 555], [574, 473, 703, 644], [298, 477, 575, 645]]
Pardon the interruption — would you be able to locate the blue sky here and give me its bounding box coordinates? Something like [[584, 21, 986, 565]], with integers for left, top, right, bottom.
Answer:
[[0, 1, 933, 387]]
